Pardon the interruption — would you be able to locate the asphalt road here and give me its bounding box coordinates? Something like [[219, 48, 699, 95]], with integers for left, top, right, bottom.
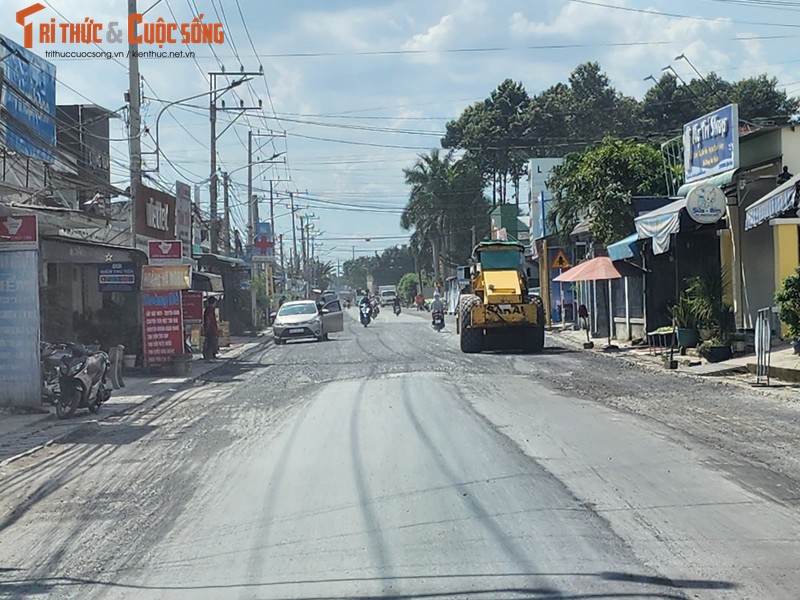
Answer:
[[1, 308, 800, 599]]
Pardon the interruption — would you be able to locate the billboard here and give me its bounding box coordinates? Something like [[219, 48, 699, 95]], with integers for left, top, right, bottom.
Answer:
[[136, 184, 176, 240], [0, 214, 38, 251], [0, 35, 56, 162], [528, 158, 563, 240], [142, 291, 184, 366], [683, 104, 739, 184]]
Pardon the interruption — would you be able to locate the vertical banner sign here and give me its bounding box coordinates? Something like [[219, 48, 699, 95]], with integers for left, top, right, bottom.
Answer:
[[142, 291, 184, 366], [181, 290, 203, 324], [0, 215, 40, 407], [175, 182, 192, 259]]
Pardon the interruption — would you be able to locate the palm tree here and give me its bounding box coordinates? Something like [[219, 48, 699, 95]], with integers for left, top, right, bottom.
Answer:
[[402, 150, 490, 283]]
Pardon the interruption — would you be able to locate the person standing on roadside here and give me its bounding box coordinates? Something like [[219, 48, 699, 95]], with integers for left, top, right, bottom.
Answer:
[[203, 296, 219, 361]]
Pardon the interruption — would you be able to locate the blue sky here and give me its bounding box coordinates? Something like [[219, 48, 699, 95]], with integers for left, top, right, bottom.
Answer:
[[4, 0, 800, 264]]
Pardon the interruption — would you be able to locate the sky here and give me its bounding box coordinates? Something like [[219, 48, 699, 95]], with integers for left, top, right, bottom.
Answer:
[[3, 0, 800, 264]]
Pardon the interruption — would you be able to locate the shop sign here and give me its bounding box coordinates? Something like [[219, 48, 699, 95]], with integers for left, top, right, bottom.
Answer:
[[98, 262, 136, 292], [142, 291, 184, 366], [136, 184, 176, 240], [181, 290, 203, 323], [686, 184, 727, 224], [0, 250, 41, 406], [0, 215, 38, 251], [148, 240, 183, 265], [175, 181, 192, 258], [141, 264, 191, 291], [683, 104, 739, 184]]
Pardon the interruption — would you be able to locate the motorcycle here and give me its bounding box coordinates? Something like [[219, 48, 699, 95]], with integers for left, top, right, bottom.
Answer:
[[360, 304, 372, 327], [56, 343, 112, 419], [393, 304, 401, 316], [371, 302, 380, 319], [40, 342, 71, 404], [432, 311, 445, 332]]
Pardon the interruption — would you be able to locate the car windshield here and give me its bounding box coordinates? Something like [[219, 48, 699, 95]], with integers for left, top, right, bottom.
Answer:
[[277, 303, 318, 316], [381, 291, 395, 297], [479, 250, 521, 271]]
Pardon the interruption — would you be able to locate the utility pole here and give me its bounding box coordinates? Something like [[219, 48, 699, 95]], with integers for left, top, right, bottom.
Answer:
[[471, 225, 477, 249], [222, 171, 230, 255], [278, 233, 285, 294], [209, 77, 218, 253], [127, 0, 141, 249], [269, 180, 274, 245], [209, 69, 263, 253], [299, 215, 307, 295], [247, 130, 253, 245], [290, 192, 298, 276]]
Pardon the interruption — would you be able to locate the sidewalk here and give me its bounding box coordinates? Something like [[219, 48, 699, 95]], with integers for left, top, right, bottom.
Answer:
[[550, 325, 800, 386], [0, 332, 272, 467]]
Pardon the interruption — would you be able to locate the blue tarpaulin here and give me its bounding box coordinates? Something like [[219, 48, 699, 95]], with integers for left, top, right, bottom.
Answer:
[[607, 233, 638, 261]]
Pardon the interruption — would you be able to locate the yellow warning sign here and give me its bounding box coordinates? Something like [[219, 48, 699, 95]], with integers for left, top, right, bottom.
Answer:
[[551, 249, 572, 269]]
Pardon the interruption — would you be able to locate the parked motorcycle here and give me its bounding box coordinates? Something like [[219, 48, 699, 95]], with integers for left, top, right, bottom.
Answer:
[[40, 342, 71, 404], [56, 343, 112, 419], [432, 311, 445, 332], [360, 304, 372, 327]]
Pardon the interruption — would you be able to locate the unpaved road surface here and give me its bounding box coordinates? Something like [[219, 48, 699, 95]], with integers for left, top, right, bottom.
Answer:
[[1, 309, 799, 599]]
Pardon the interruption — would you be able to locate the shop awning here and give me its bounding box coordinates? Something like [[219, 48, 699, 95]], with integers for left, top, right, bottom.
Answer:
[[744, 173, 800, 230], [634, 197, 686, 255], [192, 271, 224, 292], [607, 233, 638, 261], [676, 170, 737, 197]]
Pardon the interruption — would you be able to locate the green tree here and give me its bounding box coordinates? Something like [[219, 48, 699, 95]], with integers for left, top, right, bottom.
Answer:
[[547, 137, 666, 245], [442, 79, 531, 204], [402, 151, 490, 283], [397, 270, 434, 304]]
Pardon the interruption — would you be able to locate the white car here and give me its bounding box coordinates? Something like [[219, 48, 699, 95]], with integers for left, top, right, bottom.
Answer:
[[272, 299, 344, 345]]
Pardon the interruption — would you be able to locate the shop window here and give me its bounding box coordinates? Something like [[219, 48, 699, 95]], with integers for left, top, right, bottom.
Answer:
[[612, 278, 626, 318], [629, 276, 644, 319]]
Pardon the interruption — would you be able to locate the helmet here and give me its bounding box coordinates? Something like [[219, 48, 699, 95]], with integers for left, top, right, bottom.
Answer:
[[433, 291, 440, 298]]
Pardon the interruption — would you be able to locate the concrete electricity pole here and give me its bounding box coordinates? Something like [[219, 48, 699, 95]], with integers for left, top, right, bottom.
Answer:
[[127, 0, 141, 249], [222, 171, 230, 255]]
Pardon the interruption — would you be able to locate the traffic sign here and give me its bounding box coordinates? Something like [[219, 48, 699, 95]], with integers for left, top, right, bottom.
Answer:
[[551, 249, 572, 269]]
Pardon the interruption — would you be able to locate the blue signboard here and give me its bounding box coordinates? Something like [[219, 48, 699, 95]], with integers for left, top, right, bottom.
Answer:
[[683, 104, 739, 184], [99, 262, 137, 292], [0, 251, 40, 406], [0, 35, 57, 162]]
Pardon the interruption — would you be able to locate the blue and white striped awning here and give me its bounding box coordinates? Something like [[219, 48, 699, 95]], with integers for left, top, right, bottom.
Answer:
[[745, 174, 800, 230], [607, 233, 638, 261]]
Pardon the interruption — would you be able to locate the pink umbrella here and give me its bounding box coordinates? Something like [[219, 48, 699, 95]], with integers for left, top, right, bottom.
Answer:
[[553, 256, 623, 282]]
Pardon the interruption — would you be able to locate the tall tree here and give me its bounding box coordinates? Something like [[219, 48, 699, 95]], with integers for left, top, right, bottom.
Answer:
[[547, 137, 666, 245], [442, 79, 531, 204], [402, 150, 490, 283]]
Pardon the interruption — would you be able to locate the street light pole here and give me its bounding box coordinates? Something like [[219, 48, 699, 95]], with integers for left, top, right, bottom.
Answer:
[[127, 0, 141, 249]]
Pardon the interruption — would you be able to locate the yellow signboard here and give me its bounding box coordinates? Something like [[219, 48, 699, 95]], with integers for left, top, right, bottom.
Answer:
[[141, 264, 191, 291], [551, 249, 572, 269]]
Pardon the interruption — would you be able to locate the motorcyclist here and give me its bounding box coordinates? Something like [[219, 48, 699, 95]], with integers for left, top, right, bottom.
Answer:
[[431, 291, 444, 321], [359, 295, 371, 309], [392, 296, 401, 312]]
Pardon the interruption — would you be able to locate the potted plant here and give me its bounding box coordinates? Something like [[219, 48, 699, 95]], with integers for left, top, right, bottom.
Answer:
[[687, 269, 735, 361], [775, 266, 800, 353], [730, 332, 747, 353], [672, 294, 698, 348], [698, 338, 731, 363]]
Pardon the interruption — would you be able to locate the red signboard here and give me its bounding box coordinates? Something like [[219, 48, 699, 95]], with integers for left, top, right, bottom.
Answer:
[[142, 291, 184, 366], [148, 240, 183, 264], [0, 215, 38, 251], [136, 185, 176, 240], [181, 290, 203, 324]]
